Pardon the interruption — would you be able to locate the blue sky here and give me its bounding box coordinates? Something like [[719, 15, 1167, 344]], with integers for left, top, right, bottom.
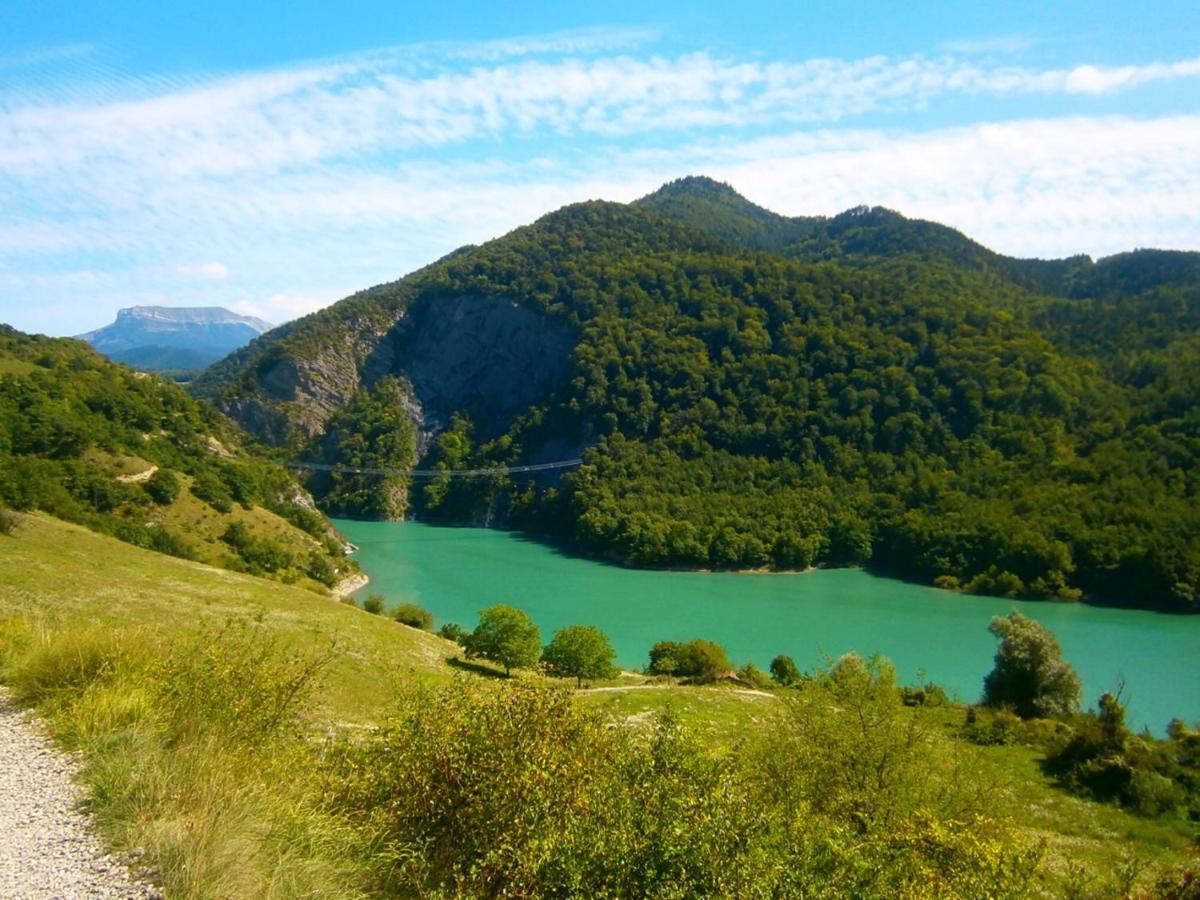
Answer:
[[2, 1, 1198, 335]]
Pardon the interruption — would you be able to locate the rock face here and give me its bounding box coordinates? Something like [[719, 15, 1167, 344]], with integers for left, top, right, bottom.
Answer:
[[78, 306, 273, 370], [398, 294, 576, 440], [219, 294, 575, 452]]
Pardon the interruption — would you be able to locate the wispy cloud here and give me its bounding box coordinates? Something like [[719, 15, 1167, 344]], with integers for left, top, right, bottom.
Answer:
[[176, 262, 230, 280], [940, 35, 1033, 55], [1, 35, 1198, 336]]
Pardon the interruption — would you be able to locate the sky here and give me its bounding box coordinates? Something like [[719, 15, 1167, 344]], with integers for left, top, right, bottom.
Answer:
[[1, 0, 1198, 336]]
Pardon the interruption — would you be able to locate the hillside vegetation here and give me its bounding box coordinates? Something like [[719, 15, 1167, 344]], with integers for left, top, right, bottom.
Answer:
[[0, 327, 351, 590], [1, 511, 1196, 897], [193, 179, 1200, 611]]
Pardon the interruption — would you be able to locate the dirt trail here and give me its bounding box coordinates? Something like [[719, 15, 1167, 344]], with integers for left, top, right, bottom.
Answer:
[[0, 690, 159, 898]]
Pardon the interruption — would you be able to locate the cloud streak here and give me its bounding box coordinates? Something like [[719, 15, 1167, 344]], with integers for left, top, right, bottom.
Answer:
[[1, 35, 1198, 335]]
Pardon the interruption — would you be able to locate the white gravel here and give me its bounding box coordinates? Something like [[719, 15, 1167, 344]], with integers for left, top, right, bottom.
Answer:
[[0, 690, 160, 899]]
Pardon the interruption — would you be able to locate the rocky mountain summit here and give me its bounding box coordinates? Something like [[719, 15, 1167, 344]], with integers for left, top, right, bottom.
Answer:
[[78, 306, 273, 370]]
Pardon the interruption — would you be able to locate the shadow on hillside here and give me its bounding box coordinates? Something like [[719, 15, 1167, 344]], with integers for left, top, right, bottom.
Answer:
[[446, 655, 509, 679]]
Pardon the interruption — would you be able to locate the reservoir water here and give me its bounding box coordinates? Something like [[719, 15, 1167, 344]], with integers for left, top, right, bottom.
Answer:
[[335, 519, 1200, 734]]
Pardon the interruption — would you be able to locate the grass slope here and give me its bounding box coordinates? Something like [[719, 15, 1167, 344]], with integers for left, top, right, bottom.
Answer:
[[0, 512, 454, 724], [0, 512, 1195, 896]]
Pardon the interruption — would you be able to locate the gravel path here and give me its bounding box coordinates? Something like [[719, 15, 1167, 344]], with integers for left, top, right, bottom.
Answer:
[[0, 690, 160, 899]]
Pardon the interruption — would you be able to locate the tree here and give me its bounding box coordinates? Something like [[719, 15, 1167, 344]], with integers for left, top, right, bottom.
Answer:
[[464, 604, 541, 675], [542, 624, 617, 687], [982, 611, 1081, 718], [769, 654, 801, 686]]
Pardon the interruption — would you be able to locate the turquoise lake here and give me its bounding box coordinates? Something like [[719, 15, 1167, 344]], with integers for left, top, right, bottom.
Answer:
[[334, 519, 1200, 734]]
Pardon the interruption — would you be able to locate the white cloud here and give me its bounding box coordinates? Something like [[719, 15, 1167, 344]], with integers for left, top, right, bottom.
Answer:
[[176, 262, 230, 280], [229, 293, 333, 325], [2, 35, 1199, 336]]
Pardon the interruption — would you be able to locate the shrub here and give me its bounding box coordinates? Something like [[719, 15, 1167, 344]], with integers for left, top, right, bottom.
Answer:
[[362, 594, 385, 615], [900, 681, 950, 707], [962, 707, 1024, 746], [154, 619, 331, 745], [318, 676, 1043, 897], [143, 468, 180, 505], [438, 622, 467, 644], [769, 653, 801, 686], [190, 470, 233, 513], [647, 639, 730, 680], [0, 505, 16, 535], [305, 551, 337, 587], [738, 662, 774, 690], [392, 603, 433, 630]]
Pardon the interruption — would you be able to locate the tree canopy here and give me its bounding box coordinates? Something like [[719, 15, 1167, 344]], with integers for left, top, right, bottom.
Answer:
[[982, 611, 1081, 719], [464, 604, 542, 675], [541, 624, 617, 687]]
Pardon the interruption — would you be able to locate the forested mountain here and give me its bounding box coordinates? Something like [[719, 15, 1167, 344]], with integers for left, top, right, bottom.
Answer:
[[0, 327, 353, 589], [193, 179, 1200, 611]]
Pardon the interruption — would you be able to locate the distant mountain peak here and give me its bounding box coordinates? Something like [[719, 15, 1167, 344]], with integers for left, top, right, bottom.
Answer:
[[109, 305, 273, 332], [76, 305, 273, 372]]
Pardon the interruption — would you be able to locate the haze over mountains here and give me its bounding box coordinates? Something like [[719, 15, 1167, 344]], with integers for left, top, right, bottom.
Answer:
[[77, 305, 273, 371], [193, 176, 1200, 612]]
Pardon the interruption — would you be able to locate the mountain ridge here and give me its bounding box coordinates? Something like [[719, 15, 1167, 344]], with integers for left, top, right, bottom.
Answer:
[[191, 177, 1200, 611], [77, 305, 273, 371]]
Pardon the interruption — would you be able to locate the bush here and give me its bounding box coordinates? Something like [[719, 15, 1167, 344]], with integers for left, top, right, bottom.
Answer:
[[0, 506, 16, 535], [190, 470, 233, 513], [318, 676, 1043, 897], [154, 619, 331, 746], [769, 653, 801, 686], [962, 707, 1024, 746], [362, 594, 385, 615], [1043, 692, 1198, 817], [143, 468, 180, 505], [900, 681, 950, 707], [391, 602, 433, 630], [647, 639, 730, 680], [738, 662, 775, 690], [305, 551, 337, 587], [438, 622, 467, 644]]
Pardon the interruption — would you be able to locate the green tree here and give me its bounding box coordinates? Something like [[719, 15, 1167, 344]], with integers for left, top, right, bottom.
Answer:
[[982, 611, 1081, 718], [542, 624, 617, 687], [464, 604, 541, 675], [769, 654, 801, 686]]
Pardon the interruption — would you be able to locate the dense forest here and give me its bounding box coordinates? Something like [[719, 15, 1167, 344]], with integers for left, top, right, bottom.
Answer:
[[195, 178, 1200, 612], [0, 326, 352, 588]]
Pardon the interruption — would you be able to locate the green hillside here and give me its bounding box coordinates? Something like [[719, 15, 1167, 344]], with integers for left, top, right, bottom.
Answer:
[[2, 511, 1196, 897], [194, 181, 1200, 611], [0, 326, 352, 590]]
